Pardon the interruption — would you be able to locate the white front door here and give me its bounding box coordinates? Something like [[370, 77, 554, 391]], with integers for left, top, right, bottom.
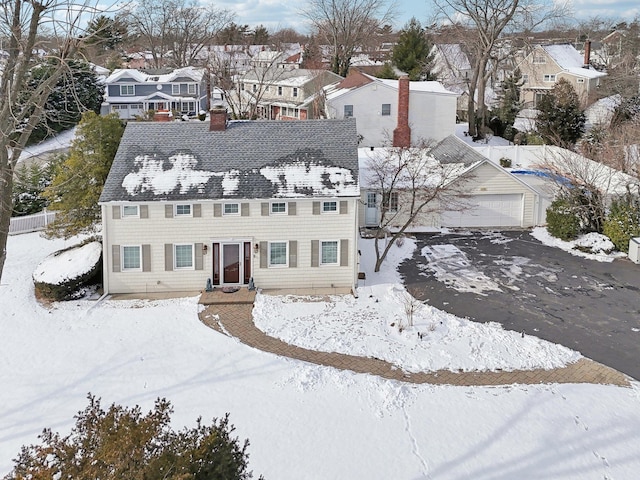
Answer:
[[365, 192, 379, 226]]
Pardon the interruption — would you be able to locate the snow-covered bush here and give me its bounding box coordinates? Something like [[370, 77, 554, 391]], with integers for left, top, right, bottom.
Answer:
[[573, 232, 615, 254], [33, 238, 102, 301]]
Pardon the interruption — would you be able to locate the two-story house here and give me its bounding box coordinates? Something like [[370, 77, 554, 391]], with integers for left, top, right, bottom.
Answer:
[[517, 44, 607, 107], [98, 110, 360, 295], [240, 68, 343, 120], [101, 67, 208, 120], [324, 70, 458, 147]]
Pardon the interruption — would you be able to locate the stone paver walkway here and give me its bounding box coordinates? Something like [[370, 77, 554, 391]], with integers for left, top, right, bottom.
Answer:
[[198, 302, 631, 388]]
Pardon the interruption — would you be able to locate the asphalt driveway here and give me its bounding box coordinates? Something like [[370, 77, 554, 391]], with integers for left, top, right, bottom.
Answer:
[[398, 230, 640, 380]]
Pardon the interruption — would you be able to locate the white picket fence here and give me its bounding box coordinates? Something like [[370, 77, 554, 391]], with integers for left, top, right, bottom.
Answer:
[[9, 210, 56, 235]]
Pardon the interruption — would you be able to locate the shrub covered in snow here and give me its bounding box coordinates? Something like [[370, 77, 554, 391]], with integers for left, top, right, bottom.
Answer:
[[572, 232, 615, 254], [33, 238, 102, 300]]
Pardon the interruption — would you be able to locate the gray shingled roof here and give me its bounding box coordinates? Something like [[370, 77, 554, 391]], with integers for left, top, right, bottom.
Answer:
[[100, 119, 359, 202], [429, 135, 489, 166]]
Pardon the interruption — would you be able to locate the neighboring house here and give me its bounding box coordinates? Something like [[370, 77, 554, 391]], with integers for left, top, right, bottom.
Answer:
[[359, 135, 542, 229], [324, 70, 458, 147], [430, 44, 472, 120], [98, 112, 361, 295], [101, 67, 208, 120], [584, 94, 622, 130], [517, 43, 607, 107], [241, 68, 343, 120]]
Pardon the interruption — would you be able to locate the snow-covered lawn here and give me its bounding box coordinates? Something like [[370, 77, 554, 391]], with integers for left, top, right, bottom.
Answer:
[[1, 233, 640, 479]]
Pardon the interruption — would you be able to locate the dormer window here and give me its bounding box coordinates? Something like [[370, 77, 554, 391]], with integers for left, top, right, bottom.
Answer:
[[188, 83, 197, 94], [172, 84, 180, 94], [120, 85, 134, 96]]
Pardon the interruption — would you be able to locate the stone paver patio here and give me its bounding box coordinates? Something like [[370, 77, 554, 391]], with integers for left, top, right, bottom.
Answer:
[[198, 293, 631, 388]]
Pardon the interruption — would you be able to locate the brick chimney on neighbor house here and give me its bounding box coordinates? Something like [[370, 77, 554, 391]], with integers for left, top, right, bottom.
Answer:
[[583, 40, 591, 68], [209, 106, 227, 131], [393, 76, 411, 147]]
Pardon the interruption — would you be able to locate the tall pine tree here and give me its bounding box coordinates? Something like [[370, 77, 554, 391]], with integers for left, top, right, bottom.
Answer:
[[391, 18, 434, 81], [536, 78, 585, 147]]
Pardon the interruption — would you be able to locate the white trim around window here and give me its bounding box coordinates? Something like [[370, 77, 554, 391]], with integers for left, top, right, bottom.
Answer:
[[320, 240, 339, 266], [122, 245, 142, 271], [268, 241, 288, 267], [270, 202, 287, 215], [122, 205, 139, 218], [175, 204, 192, 217], [174, 243, 194, 270], [120, 84, 135, 96], [223, 203, 240, 216], [322, 200, 338, 213], [543, 74, 557, 82]]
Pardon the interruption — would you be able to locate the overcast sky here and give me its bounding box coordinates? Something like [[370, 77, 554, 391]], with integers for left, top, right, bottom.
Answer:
[[213, 0, 639, 33]]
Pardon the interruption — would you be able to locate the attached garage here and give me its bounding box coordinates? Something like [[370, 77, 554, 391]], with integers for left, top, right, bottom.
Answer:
[[442, 193, 524, 227]]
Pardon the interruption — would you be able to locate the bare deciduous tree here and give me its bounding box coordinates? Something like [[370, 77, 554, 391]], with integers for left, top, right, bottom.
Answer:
[[363, 141, 472, 271], [432, 0, 569, 139], [123, 0, 234, 68], [301, 0, 395, 77], [0, 0, 104, 282]]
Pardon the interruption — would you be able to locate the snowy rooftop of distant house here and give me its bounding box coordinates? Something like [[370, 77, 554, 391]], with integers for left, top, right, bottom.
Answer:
[[542, 44, 607, 79], [432, 43, 472, 70], [99, 119, 360, 203], [104, 66, 204, 84], [325, 71, 456, 100]]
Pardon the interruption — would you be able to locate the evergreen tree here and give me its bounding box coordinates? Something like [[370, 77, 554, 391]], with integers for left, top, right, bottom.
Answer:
[[376, 62, 398, 79], [391, 18, 434, 81], [85, 15, 127, 52], [26, 60, 104, 144], [43, 112, 125, 239], [535, 78, 586, 147], [494, 69, 523, 140], [252, 25, 270, 44], [11, 157, 62, 217], [5, 395, 260, 480]]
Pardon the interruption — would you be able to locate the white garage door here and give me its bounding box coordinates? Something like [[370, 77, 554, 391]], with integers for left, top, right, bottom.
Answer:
[[442, 194, 523, 227]]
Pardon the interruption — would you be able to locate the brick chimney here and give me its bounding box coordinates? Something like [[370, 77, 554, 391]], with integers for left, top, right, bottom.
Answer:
[[209, 106, 227, 131], [583, 40, 591, 68], [393, 76, 411, 148]]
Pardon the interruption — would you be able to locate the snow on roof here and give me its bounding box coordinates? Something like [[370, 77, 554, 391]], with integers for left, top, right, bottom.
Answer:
[[100, 120, 360, 203], [433, 44, 472, 70], [105, 66, 204, 84], [326, 73, 457, 100], [542, 45, 607, 79]]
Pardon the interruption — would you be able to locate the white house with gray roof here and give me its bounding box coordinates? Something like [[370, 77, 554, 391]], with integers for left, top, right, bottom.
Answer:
[[99, 112, 360, 294]]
